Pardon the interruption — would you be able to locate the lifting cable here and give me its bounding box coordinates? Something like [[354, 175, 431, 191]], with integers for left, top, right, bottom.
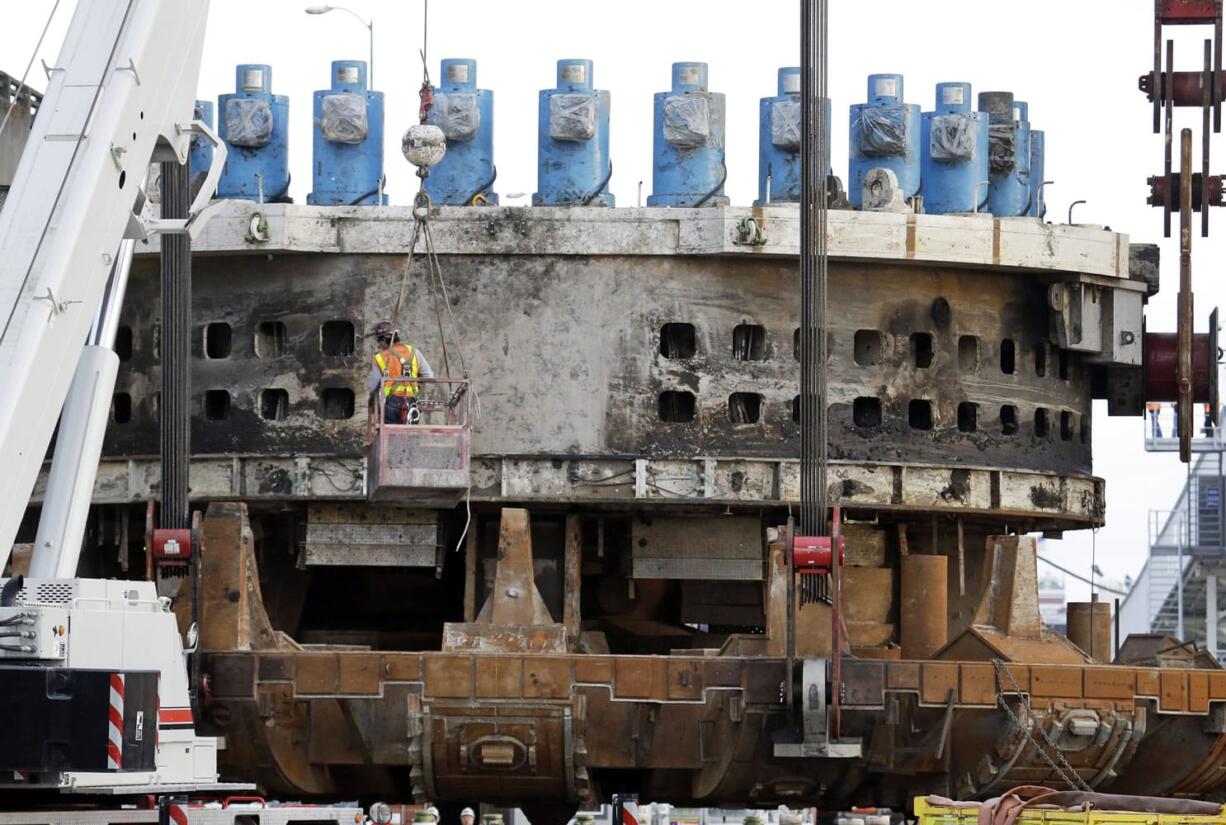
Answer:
[[388, 0, 478, 556], [391, 0, 470, 385], [798, 0, 831, 603]]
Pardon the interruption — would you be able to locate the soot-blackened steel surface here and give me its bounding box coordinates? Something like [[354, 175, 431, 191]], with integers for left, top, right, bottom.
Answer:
[[109, 254, 1091, 476]]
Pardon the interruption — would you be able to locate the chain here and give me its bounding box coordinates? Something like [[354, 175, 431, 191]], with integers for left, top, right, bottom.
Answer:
[[992, 659, 1092, 791]]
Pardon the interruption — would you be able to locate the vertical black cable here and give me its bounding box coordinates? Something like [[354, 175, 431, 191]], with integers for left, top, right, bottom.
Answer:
[[159, 161, 191, 530], [800, 0, 829, 538]]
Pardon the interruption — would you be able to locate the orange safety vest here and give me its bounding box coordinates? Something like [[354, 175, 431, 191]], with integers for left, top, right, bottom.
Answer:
[[373, 342, 420, 398]]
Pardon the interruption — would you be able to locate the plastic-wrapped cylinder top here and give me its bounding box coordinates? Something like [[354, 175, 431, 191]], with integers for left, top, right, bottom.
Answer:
[[934, 82, 971, 114], [331, 60, 368, 92], [1013, 100, 1029, 124], [978, 90, 1015, 124], [868, 73, 904, 105], [772, 67, 802, 150], [441, 58, 477, 90], [557, 59, 594, 92], [672, 62, 708, 93], [236, 64, 272, 94], [778, 67, 801, 96]]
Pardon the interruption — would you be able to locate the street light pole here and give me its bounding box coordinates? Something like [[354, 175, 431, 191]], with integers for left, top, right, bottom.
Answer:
[[304, 5, 374, 88]]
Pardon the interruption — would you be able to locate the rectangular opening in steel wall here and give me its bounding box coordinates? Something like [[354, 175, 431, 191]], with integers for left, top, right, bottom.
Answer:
[[204, 322, 232, 359], [321, 387, 355, 419], [321, 321, 356, 356], [255, 321, 288, 358], [260, 388, 289, 421], [659, 391, 695, 423], [732, 324, 766, 361], [660, 323, 696, 359], [729, 392, 762, 424]]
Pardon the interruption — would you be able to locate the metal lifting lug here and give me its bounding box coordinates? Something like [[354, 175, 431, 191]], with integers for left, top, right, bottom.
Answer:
[[139, 119, 228, 241]]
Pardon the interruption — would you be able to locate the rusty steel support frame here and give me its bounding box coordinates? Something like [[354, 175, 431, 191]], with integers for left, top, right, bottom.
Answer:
[[1153, 0, 1223, 135], [1147, 2, 1222, 461], [1180, 128, 1195, 461]]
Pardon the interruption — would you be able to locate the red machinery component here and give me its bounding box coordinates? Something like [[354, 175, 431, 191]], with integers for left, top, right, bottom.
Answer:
[[1152, 0, 1223, 129], [1147, 0, 1223, 237], [1141, 70, 1226, 106], [144, 502, 200, 577], [792, 533, 845, 572], [1147, 171, 1225, 209], [1143, 2, 1224, 461], [1144, 312, 1220, 407]]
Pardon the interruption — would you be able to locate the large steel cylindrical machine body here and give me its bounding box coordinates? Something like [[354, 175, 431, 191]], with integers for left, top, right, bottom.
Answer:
[[848, 73, 921, 208], [533, 59, 613, 206], [647, 62, 728, 207], [308, 60, 386, 206], [979, 91, 1031, 217], [189, 99, 214, 180], [755, 67, 829, 205], [217, 64, 290, 202], [424, 58, 497, 206], [919, 82, 988, 214], [1029, 129, 1046, 218]]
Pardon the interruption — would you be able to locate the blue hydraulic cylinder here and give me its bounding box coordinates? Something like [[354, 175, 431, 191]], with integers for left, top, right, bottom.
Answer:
[[533, 59, 613, 206], [189, 100, 214, 181], [978, 91, 1031, 217], [424, 58, 497, 205], [1028, 129, 1046, 218], [647, 62, 728, 207], [308, 60, 386, 205], [848, 74, 921, 208], [919, 82, 989, 214], [217, 64, 290, 202], [755, 67, 821, 205]]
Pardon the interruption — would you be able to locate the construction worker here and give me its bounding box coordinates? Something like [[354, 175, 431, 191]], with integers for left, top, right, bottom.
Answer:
[[368, 320, 434, 424], [1146, 401, 1162, 438], [460, 809, 475, 825]]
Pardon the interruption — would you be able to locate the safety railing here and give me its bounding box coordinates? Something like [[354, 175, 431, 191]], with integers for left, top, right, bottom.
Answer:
[[367, 377, 472, 503], [1143, 401, 1224, 452]]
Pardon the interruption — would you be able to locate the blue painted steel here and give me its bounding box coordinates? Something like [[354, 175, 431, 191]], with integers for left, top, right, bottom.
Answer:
[[533, 59, 613, 206], [308, 60, 386, 205], [647, 62, 728, 207], [217, 64, 290, 202], [755, 68, 808, 204], [978, 91, 1031, 217], [189, 100, 214, 180], [919, 82, 989, 214], [1028, 129, 1046, 218], [848, 73, 921, 208], [424, 58, 497, 205]]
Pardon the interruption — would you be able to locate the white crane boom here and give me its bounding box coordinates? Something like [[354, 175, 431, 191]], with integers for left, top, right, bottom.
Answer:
[[0, 0, 217, 571], [0, 0, 239, 793]]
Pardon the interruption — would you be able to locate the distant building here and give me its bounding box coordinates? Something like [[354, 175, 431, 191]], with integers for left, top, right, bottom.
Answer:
[[1119, 451, 1226, 661], [0, 71, 42, 212], [1038, 571, 1067, 633]]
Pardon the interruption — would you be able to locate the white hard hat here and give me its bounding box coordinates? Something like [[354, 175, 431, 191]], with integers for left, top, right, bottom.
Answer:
[[428, 809, 440, 819], [461, 810, 475, 818]]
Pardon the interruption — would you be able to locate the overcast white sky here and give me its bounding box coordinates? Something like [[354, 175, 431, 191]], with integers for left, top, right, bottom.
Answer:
[[2, 1, 1221, 604]]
